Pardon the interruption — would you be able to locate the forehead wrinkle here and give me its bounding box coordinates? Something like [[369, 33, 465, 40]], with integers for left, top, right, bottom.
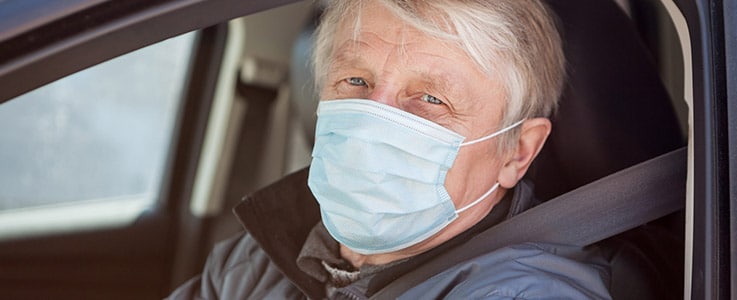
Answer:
[[398, 24, 411, 57], [329, 39, 371, 72], [331, 30, 420, 72], [330, 20, 475, 100]]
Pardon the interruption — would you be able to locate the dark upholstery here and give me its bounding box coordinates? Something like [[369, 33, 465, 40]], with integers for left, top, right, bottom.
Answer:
[[533, 2, 685, 299], [530, 0, 685, 200]]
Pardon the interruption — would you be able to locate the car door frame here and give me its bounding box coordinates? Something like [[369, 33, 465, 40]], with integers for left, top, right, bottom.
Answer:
[[0, 0, 259, 297], [669, 0, 735, 298]]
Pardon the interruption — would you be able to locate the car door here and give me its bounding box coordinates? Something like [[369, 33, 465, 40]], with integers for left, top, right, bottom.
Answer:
[[0, 0, 298, 299], [0, 8, 224, 300], [0, 27, 210, 298]]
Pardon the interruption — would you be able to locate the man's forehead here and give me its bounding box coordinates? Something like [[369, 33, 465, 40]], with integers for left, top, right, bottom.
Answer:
[[330, 38, 462, 83], [329, 34, 489, 85], [331, 1, 451, 51]]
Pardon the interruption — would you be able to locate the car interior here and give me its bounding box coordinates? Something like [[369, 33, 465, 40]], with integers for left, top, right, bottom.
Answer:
[[0, 0, 732, 299], [526, 1, 687, 296]]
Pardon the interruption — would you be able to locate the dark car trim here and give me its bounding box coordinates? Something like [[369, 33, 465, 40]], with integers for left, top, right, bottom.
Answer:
[[673, 0, 733, 298], [722, 0, 736, 296], [0, 0, 300, 102], [0, 0, 112, 41]]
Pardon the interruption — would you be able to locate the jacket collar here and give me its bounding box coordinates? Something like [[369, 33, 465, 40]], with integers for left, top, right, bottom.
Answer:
[[233, 167, 540, 299], [233, 168, 325, 299]]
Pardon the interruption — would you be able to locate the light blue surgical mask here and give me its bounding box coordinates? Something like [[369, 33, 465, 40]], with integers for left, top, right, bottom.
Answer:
[[308, 99, 524, 255]]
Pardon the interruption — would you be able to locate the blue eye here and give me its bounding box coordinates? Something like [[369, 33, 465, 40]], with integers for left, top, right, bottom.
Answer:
[[421, 94, 444, 105], [347, 77, 367, 86]]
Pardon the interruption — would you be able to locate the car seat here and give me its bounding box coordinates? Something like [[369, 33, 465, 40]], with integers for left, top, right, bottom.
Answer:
[[288, 0, 685, 298], [536, 1, 685, 299], [530, 0, 684, 200]]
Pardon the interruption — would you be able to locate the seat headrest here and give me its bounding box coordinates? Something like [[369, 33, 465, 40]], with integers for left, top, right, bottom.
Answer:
[[530, 0, 685, 200]]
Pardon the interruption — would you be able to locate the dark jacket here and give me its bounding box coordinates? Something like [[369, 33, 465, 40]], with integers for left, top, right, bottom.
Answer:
[[168, 169, 611, 299]]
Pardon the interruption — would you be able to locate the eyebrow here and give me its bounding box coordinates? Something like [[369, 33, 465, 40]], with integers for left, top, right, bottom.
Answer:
[[419, 71, 457, 97], [328, 40, 371, 73], [407, 63, 467, 106], [329, 39, 465, 101]]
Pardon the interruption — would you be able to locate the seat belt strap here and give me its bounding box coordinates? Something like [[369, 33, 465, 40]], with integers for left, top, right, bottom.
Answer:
[[370, 146, 687, 299]]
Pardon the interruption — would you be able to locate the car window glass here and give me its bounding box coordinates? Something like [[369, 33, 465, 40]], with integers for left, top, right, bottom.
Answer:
[[0, 32, 195, 232]]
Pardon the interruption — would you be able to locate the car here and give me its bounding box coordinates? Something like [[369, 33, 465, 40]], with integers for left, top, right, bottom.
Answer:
[[0, 0, 733, 299]]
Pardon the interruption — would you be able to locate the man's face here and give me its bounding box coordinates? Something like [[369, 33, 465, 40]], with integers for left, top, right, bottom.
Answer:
[[320, 1, 511, 223]]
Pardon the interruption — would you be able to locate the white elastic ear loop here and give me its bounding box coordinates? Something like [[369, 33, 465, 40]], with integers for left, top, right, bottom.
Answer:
[[460, 119, 526, 147], [455, 182, 501, 214]]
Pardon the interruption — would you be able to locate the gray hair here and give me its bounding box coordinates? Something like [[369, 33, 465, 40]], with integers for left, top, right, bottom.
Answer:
[[313, 0, 565, 147]]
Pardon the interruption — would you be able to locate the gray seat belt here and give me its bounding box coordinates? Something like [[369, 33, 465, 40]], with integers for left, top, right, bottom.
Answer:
[[371, 146, 687, 299]]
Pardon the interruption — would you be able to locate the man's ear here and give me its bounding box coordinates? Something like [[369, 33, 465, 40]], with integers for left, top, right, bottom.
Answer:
[[497, 118, 551, 188]]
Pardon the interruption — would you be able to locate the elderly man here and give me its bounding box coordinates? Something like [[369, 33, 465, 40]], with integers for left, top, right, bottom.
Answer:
[[170, 0, 611, 298]]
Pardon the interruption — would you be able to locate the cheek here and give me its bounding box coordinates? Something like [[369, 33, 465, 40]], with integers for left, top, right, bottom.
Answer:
[[319, 86, 334, 100], [443, 147, 503, 204]]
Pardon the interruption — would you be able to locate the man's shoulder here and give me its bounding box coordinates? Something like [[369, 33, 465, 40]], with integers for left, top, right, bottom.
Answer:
[[399, 242, 612, 300], [167, 232, 305, 299]]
